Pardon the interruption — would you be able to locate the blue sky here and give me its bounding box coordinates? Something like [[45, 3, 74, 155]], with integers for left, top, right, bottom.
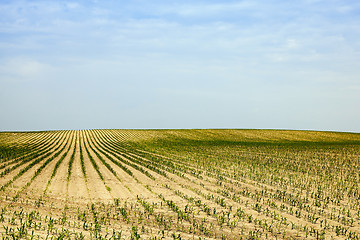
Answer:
[[1, 0, 360, 132]]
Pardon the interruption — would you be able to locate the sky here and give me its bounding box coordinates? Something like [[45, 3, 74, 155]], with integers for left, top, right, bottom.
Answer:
[[0, 0, 360, 132]]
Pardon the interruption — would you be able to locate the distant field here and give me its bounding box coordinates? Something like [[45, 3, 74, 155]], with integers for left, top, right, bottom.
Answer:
[[0, 129, 360, 239]]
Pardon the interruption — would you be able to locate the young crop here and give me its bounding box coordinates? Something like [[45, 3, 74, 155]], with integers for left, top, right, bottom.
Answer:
[[67, 137, 77, 183], [1, 129, 360, 239]]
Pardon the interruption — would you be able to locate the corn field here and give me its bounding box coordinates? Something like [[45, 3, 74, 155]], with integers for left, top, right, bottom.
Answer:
[[0, 129, 359, 239]]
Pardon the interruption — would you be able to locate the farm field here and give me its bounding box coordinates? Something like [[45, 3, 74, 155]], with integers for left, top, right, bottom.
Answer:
[[0, 129, 360, 239]]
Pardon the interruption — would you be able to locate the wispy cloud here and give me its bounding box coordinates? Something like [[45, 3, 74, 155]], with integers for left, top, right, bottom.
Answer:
[[0, 57, 53, 82], [155, 1, 257, 17]]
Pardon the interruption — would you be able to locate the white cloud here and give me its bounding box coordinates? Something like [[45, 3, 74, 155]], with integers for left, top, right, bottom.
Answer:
[[169, 1, 256, 17], [0, 58, 53, 81], [65, 2, 80, 10], [285, 39, 300, 49]]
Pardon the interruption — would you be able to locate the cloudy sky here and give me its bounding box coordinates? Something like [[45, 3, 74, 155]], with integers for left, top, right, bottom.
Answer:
[[0, 0, 359, 132]]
